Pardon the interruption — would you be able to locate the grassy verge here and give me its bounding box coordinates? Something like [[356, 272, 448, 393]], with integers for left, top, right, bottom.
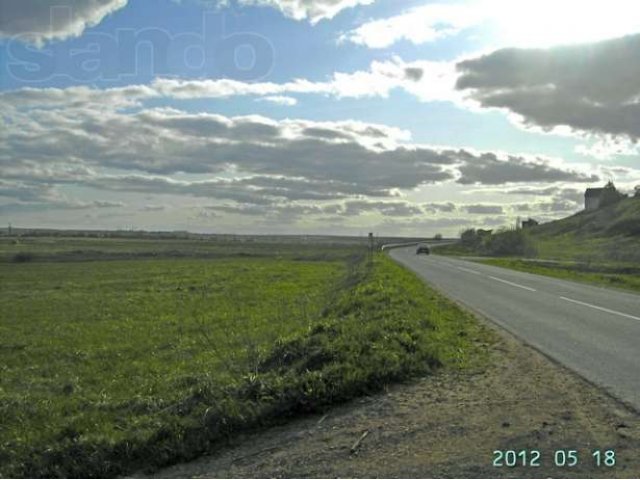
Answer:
[[434, 237, 640, 294], [0, 252, 492, 478], [473, 258, 640, 294], [432, 243, 476, 257]]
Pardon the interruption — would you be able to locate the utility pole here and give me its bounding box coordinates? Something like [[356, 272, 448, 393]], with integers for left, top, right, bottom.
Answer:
[[8, 223, 12, 236]]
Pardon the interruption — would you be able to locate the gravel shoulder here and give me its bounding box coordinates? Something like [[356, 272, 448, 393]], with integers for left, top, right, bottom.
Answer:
[[150, 317, 640, 479]]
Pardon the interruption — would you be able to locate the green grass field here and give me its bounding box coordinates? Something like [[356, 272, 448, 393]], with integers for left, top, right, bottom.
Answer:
[[0, 235, 364, 263], [0, 238, 492, 477]]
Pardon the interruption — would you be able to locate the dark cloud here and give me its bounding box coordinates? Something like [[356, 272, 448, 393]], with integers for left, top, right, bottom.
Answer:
[[463, 204, 504, 215], [503, 186, 586, 212], [79, 174, 402, 204], [142, 205, 166, 212], [0, 196, 125, 213], [200, 199, 426, 221], [404, 67, 424, 82], [201, 203, 326, 221], [93, 201, 125, 208], [423, 202, 457, 213], [1, 106, 458, 195], [0, 0, 128, 45], [83, 175, 283, 205], [340, 200, 424, 217], [512, 203, 532, 212], [0, 180, 56, 203], [0, 90, 602, 229], [302, 127, 353, 141], [456, 34, 640, 140], [376, 217, 474, 236], [506, 186, 584, 203], [457, 152, 598, 185]]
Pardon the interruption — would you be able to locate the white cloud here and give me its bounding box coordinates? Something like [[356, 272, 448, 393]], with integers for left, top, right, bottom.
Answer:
[[0, 0, 128, 46], [151, 57, 460, 103], [237, 0, 374, 24], [341, 0, 640, 50], [486, 0, 640, 49], [0, 58, 459, 112], [341, 3, 483, 49], [575, 137, 640, 161], [258, 95, 298, 106]]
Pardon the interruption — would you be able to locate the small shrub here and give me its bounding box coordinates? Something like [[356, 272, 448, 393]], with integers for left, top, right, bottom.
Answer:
[[606, 218, 640, 236], [460, 229, 482, 249], [484, 229, 537, 257], [12, 252, 34, 263]]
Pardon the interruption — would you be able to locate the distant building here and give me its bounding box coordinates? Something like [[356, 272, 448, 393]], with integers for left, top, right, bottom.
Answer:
[[585, 188, 604, 211], [585, 182, 627, 210], [521, 218, 539, 229]]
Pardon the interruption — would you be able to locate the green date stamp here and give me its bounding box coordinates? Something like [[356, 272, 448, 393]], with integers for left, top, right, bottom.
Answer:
[[493, 449, 616, 468]]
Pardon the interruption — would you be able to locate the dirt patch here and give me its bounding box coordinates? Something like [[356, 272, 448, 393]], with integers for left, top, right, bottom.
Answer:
[[150, 326, 640, 479]]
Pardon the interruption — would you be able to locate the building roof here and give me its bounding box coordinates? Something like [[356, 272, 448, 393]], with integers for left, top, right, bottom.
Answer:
[[585, 188, 604, 197]]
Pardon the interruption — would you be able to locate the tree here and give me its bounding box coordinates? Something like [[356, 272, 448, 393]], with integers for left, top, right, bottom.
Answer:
[[485, 228, 538, 257], [434, 233, 443, 240], [635, 185, 640, 198], [600, 181, 625, 207], [460, 228, 480, 248]]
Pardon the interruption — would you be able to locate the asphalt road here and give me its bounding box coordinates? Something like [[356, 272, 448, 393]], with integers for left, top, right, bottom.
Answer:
[[390, 247, 640, 411]]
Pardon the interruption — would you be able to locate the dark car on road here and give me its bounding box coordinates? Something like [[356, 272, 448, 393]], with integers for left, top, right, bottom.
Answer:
[[416, 244, 430, 255]]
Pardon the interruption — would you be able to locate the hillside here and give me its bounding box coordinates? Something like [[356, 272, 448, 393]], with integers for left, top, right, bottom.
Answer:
[[434, 196, 640, 292], [528, 196, 640, 263], [533, 196, 640, 238]]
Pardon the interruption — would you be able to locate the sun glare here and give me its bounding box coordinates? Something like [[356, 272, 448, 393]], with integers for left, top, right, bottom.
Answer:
[[483, 0, 640, 48]]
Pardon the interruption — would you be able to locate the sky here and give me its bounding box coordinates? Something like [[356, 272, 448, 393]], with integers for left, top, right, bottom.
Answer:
[[1, 0, 639, 236]]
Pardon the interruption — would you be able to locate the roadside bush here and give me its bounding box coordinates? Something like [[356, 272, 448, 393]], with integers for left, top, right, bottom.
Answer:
[[484, 229, 538, 257], [12, 252, 34, 263], [460, 229, 482, 249]]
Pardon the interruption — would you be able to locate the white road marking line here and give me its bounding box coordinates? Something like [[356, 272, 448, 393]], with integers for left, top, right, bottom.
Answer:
[[560, 296, 640, 321], [456, 266, 482, 275], [489, 276, 537, 292]]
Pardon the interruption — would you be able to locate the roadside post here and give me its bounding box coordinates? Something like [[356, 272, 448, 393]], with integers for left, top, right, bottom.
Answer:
[[368, 232, 374, 264]]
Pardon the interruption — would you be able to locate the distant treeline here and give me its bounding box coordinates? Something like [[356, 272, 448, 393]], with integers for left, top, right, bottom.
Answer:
[[1, 228, 438, 246]]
